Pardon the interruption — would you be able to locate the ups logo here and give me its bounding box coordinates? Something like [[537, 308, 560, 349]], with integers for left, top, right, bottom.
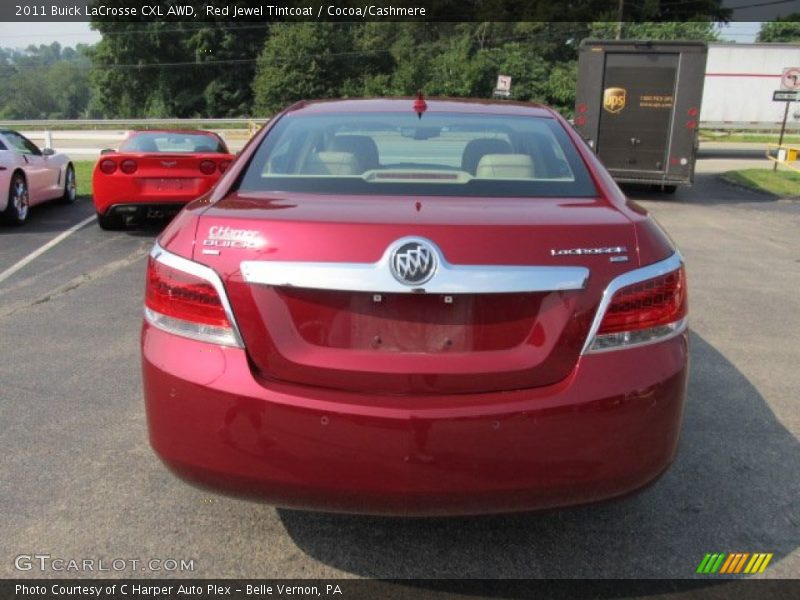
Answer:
[[603, 87, 626, 114]]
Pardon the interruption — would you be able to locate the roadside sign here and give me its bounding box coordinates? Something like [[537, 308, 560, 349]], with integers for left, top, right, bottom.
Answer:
[[493, 75, 512, 98], [496, 75, 512, 92], [780, 67, 800, 91], [773, 90, 798, 102]]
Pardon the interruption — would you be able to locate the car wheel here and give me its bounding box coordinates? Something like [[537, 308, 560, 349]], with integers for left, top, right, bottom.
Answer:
[[61, 164, 77, 203], [2, 172, 30, 225], [96, 210, 125, 231]]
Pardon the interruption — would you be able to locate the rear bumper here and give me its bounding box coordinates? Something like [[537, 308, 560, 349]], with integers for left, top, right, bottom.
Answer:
[[610, 173, 692, 186], [100, 202, 187, 219], [142, 324, 689, 516]]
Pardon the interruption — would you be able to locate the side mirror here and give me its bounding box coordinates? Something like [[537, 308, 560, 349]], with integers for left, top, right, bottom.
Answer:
[[100, 148, 116, 155], [42, 147, 56, 156]]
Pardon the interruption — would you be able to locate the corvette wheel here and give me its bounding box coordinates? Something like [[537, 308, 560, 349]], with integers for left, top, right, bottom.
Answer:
[[2, 173, 30, 225], [96, 210, 125, 231], [61, 164, 77, 203]]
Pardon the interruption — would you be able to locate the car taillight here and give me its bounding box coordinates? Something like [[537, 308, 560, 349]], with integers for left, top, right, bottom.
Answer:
[[120, 159, 138, 174], [586, 262, 687, 353], [99, 159, 117, 174], [199, 160, 216, 175], [144, 245, 242, 347], [219, 159, 231, 173]]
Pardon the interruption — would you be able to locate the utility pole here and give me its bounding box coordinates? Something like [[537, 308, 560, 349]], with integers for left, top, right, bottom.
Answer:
[[615, 0, 624, 40]]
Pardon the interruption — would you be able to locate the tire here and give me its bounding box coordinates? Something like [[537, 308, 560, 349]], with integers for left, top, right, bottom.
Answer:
[[96, 210, 125, 231], [60, 164, 77, 204], [2, 172, 30, 226]]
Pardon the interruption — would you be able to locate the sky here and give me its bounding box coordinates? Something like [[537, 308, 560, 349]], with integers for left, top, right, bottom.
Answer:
[[0, 21, 102, 50], [0, 20, 768, 51]]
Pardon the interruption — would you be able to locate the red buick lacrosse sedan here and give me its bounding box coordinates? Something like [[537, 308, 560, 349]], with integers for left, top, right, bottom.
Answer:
[[141, 98, 688, 515]]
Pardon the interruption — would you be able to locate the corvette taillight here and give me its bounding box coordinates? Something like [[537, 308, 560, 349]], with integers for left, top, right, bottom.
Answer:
[[144, 246, 241, 347], [120, 159, 138, 174], [219, 159, 232, 173], [99, 159, 117, 174], [199, 160, 216, 175], [587, 264, 687, 352]]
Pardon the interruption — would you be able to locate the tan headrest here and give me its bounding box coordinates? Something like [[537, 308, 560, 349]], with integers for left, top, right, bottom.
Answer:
[[475, 154, 535, 179], [329, 135, 380, 172], [461, 138, 513, 174], [303, 152, 360, 175]]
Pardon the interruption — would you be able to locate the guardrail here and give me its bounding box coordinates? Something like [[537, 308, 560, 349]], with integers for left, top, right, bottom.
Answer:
[[701, 121, 800, 132], [0, 118, 263, 128], [8, 123, 259, 158]]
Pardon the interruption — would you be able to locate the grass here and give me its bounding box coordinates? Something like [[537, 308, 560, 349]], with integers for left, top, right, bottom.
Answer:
[[73, 160, 95, 197], [723, 168, 800, 198], [700, 130, 800, 144]]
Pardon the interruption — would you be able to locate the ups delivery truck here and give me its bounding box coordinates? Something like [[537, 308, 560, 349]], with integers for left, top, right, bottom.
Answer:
[[574, 40, 707, 192]]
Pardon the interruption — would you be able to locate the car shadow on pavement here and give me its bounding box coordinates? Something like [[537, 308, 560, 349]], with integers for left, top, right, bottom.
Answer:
[[0, 196, 96, 236], [0, 197, 175, 237], [277, 331, 800, 579], [624, 173, 779, 206]]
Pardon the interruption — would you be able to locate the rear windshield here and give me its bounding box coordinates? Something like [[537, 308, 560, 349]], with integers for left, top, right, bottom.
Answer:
[[238, 112, 597, 197], [120, 132, 226, 153]]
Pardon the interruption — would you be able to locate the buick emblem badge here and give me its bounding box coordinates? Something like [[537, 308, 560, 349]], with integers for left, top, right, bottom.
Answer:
[[390, 240, 437, 286]]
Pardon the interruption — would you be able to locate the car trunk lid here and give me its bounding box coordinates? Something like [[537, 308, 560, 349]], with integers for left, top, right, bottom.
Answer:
[[192, 192, 638, 395]]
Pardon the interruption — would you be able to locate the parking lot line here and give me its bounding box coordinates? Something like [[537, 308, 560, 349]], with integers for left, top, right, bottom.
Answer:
[[0, 214, 97, 285]]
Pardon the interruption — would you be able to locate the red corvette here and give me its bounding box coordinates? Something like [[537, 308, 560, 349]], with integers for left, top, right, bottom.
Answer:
[[142, 98, 688, 515], [92, 129, 235, 230]]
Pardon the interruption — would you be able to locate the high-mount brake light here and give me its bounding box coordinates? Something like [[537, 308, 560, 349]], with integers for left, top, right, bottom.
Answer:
[[413, 90, 427, 119], [585, 257, 687, 353], [144, 245, 242, 347]]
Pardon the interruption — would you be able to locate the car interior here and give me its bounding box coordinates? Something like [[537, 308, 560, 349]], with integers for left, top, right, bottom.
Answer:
[[264, 124, 576, 182]]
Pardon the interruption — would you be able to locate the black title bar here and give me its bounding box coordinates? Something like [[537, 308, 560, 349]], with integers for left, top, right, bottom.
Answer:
[[4, 579, 800, 600], [2, 0, 800, 22]]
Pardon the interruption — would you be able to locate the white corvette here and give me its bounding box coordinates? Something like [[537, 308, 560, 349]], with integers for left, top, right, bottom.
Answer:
[[0, 130, 76, 225]]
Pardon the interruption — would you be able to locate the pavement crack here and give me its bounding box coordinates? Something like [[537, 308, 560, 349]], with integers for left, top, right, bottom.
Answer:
[[0, 246, 149, 319]]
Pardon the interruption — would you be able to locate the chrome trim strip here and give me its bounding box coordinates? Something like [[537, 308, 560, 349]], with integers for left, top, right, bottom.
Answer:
[[149, 242, 244, 348], [580, 251, 685, 355], [240, 237, 589, 295]]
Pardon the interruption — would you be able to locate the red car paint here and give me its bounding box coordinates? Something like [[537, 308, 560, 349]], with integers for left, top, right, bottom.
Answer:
[[141, 99, 689, 515], [92, 129, 235, 218]]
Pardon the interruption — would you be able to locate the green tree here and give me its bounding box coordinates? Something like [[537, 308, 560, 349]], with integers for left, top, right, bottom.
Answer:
[[0, 43, 91, 119], [758, 15, 800, 42], [588, 21, 720, 41], [89, 4, 268, 118], [252, 23, 363, 114]]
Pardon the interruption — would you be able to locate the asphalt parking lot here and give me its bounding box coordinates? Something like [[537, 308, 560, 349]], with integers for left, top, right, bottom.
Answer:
[[0, 155, 798, 580]]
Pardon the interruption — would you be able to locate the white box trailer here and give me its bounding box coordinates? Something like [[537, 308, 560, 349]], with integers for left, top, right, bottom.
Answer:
[[701, 42, 800, 131]]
